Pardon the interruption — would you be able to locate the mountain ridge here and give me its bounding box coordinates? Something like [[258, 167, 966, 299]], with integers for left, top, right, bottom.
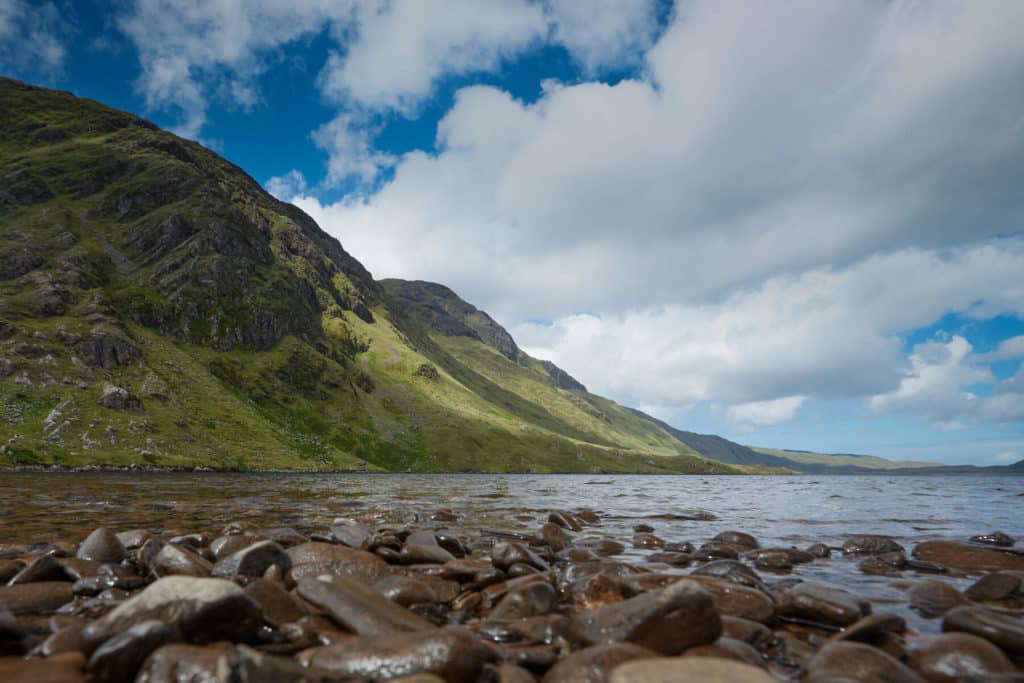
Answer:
[[0, 77, 999, 474]]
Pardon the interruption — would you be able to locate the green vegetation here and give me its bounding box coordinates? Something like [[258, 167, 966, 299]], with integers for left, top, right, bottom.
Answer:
[[751, 447, 938, 470], [0, 77, 738, 473]]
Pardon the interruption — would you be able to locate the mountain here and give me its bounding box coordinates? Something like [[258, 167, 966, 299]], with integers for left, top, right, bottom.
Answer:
[[0, 77, 742, 473]]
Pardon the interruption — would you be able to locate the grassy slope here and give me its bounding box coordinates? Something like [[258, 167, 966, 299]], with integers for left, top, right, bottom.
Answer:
[[752, 447, 939, 470]]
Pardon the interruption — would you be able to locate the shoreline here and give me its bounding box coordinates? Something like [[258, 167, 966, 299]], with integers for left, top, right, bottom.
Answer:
[[1, 503, 1021, 681]]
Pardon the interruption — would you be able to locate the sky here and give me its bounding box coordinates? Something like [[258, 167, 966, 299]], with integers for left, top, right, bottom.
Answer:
[[4, 0, 1024, 465]]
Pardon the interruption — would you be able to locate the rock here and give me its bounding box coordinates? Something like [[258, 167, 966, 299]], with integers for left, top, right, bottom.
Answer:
[[211, 540, 291, 578], [0, 651, 85, 683], [576, 539, 626, 557], [489, 581, 558, 621], [401, 543, 456, 565], [538, 522, 571, 551], [489, 663, 537, 683], [330, 518, 371, 548], [540, 643, 656, 683], [135, 642, 324, 683], [549, 510, 583, 531], [308, 626, 490, 682], [296, 576, 435, 636], [692, 560, 764, 589], [150, 542, 212, 577], [807, 543, 832, 558], [908, 580, 970, 618], [965, 572, 1022, 601], [9, 555, 72, 584], [750, 549, 793, 571], [373, 574, 459, 606], [776, 581, 867, 628], [0, 582, 74, 614], [833, 614, 906, 646], [115, 529, 151, 550], [843, 535, 905, 556], [76, 528, 126, 564], [96, 384, 143, 411], [244, 579, 307, 627], [714, 531, 759, 550], [720, 616, 774, 649], [905, 632, 1016, 683], [81, 576, 262, 649], [570, 578, 721, 655], [913, 541, 1024, 572], [87, 620, 179, 683], [943, 604, 1024, 656], [685, 576, 776, 624], [286, 541, 386, 568], [74, 332, 140, 369], [632, 533, 665, 549], [683, 638, 765, 668], [970, 531, 1015, 547], [693, 543, 739, 561], [210, 534, 257, 560], [610, 657, 777, 683], [492, 542, 549, 572], [139, 372, 171, 401], [0, 358, 14, 377], [807, 641, 927, 683]]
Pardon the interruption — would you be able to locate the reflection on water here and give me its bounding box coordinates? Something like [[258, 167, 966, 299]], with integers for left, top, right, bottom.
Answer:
[[0, 472, 1020, 632]]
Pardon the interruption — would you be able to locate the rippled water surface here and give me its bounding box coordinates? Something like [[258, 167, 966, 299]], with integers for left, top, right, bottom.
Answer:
[[1, 472, 1021, 631]]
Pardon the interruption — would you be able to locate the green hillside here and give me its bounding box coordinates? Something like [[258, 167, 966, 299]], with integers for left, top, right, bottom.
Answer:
[[0, 77, 735, 474], [752, 447, 939, 470]]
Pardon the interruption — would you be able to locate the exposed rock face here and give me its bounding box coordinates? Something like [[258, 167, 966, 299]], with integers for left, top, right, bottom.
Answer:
[[541, 360, 587, 391], [96, 384, 143, 412]]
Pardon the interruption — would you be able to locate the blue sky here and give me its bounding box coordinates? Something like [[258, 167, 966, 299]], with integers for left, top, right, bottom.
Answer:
[[4, 0, 1024, 465]]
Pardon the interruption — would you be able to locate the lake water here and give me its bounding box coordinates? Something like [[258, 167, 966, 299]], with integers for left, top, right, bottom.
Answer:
[[1, 472, 1021, 632]]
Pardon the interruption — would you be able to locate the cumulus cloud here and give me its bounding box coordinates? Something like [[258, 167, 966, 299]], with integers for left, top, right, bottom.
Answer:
[[0, 0, 71, 81], [726, 396, 807, 432], [317, 0, 546, 111], [303, 1, 1024, 324], [546, 0, 658, 74], [311, 113, 396, 185], [265, 169, 309, 202], [117, 0, 357, 138], [984, 336, 1024, 361], [505, 242, 1024, 421]]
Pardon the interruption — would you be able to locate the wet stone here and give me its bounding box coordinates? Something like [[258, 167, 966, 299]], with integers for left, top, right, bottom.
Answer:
[[776, 581, 867, 628], [570, 578, 721, 655], [80, 576, 262, 649], [211, 540, 291, 578], [682, 637, 766, 668], [971, 531, 1016, 547], [296, 576, 435, 636], [330, 518, 371, 548], [807, 641, 926, 683], [244, 578, 307, 627], [806, 543, 832, 558], [210, 534, 257, 561], [308, 626, 490, 683], [832, 613, 906, 647], [401, 543, 456, 565], [150, 542, 213, 577], [489, 581, 558, 621], [694, 543, 740, 561], [714, 531, 760, 550], [908, 580, 969, 618], [75, 528, 125, 564], [540, 643, 656, 683], [492, 542, 549, 572], [632, 533, 665, 549], [685, 576, 776, 625], [905, 632, 1016, 683], [692, 559, 764, 589], [0, 582, 74, 614], [942, 604, 1024, 656], [913, 541, 1024, 572], [842, 535, 905, 556], [610, 656, 777, 683], [87, 619, 179, 683], [965, 571, 1023, 602], [0, 651, 86, 683]]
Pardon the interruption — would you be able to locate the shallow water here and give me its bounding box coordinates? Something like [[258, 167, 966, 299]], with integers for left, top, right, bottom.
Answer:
[[1, 472, 1021, 632]]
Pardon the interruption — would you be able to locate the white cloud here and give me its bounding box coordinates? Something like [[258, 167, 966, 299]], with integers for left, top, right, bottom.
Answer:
[[984, 336, 1024, 361], [305, 1, 1024, 324], [726, 396, 807, 431], [546, 0, 658, 74], [311, 114, 396, 185], [0, 1, 70, 80], [505, 242, 1024, 420], [264, 169, 308, 202], [117, 0, 358, 138], [318, 0, 546, 112]]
